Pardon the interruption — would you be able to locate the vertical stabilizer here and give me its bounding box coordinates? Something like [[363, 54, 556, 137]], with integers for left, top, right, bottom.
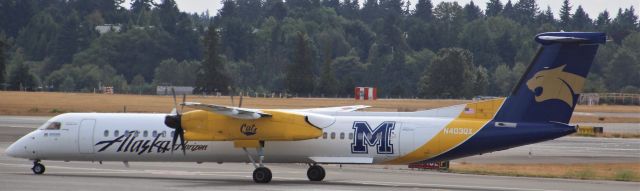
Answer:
[[494, 32, 606, 124]]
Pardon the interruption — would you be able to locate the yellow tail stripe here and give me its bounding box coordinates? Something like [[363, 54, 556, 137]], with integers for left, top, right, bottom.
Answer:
[[383, 98, 504, 164]]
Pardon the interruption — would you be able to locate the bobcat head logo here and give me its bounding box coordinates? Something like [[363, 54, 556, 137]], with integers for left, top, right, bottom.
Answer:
[[526, 65, 585, 107]]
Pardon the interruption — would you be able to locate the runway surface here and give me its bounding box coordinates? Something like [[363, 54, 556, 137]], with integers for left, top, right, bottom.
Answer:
[[0, 115, 639, 190]]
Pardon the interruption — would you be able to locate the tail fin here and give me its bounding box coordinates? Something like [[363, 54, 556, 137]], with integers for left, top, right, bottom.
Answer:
[[494, 32, 606, 124]]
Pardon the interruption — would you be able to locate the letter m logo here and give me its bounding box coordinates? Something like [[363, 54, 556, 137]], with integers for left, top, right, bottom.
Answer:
[[351, 121, 395, 154]]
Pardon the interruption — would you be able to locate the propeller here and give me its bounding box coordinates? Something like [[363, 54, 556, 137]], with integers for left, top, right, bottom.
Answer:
[[163, 88, 186, 155]]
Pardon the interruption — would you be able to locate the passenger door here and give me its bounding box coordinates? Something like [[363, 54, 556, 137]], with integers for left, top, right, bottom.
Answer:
[[78, 119, 96, 154]]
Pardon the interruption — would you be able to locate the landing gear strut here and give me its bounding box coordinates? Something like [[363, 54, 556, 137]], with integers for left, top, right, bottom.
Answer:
[[243, 141, 272, 183], [307, 164, 325, 181], [32, 160, 45, 175]]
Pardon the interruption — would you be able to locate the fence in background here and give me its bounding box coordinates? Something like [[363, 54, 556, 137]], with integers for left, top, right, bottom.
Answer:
[[578, 93, 640, 105]]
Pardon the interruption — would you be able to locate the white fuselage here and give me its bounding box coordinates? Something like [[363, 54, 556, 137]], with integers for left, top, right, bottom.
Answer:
[[7, 111, 455, 164]]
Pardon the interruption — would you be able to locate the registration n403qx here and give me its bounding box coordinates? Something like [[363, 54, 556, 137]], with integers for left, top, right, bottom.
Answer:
[[6, 32, 606, 183]]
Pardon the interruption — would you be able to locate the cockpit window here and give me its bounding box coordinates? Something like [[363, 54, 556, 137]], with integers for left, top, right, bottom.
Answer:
[[45, 122, 61, 130]]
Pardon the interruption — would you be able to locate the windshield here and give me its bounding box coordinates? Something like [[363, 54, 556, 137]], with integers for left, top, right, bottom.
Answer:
[[41, 122, 61, 130]]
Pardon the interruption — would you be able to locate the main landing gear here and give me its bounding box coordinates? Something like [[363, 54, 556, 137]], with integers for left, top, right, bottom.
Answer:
[[242, 141, 272, 183], [32, 160, 45, 174], [307, 164, 325, 181], [242, 141, 326, 183]]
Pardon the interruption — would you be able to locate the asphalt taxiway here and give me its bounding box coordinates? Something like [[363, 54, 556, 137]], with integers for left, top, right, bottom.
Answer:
[[0, 115, 639, 190]]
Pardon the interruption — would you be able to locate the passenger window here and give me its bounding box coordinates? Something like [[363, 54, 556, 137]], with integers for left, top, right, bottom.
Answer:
[[104, 130, 109, 137], [143, 130, 148, 137], [322, 132, 327, 139], [330, 132, 336, 139], [162, 131, 166, 137], [349, 133, 354, 140], [171, 131, 175, 137], [340, 132, 345, 140], [134, 131, 139, 137], [114, 130, 119, 137], [152, 130, 157, 137], [45, 122, 61, 130], [124, 130, 130, 136]]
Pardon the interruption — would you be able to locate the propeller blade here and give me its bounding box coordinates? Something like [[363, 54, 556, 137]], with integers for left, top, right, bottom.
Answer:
[[171, 88, 178, 114], [171, 129, 178, 154], [178, 129, 186, 155], [181, 94, 186, 112]]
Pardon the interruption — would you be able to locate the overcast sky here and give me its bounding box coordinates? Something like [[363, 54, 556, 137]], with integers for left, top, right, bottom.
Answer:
[[125, 0, 638, 19]]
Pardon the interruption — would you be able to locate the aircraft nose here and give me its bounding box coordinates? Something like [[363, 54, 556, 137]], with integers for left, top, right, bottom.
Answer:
[[5, 139, 28, 158]]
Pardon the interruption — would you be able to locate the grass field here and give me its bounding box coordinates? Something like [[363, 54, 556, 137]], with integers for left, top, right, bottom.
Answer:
[[1, 91, 638, 120], [450, 162, 640, 182]]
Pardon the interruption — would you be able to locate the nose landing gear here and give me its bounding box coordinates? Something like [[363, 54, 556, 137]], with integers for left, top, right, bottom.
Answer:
[[32, 160, 45, 175]]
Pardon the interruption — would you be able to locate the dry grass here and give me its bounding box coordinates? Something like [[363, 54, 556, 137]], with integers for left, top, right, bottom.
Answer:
[[573, 132, 640, 139], [2, 91, 638, 122], [0, 91, 466, 116], [449, 163, 640, 182], [569, 115, 640, 123], [575, 105, 640, 113]]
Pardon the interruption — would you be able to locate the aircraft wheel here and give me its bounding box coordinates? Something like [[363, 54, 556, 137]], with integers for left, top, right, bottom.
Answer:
[[307, 165, 325, 181], [253, 167, 272, 183], [32, 163, 45, 175]]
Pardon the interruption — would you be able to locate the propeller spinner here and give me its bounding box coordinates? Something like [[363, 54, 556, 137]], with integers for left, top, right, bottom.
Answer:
[[163, 88, 186, 155]]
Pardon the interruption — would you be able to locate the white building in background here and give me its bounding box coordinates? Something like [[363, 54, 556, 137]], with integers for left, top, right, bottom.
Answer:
[[156, 86, 194, 95], [95, 24, 121, 34]]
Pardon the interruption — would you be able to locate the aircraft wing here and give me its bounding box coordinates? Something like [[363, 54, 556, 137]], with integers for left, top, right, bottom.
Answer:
[[293, 105, 370, 112], [181, 102, 271, 120]]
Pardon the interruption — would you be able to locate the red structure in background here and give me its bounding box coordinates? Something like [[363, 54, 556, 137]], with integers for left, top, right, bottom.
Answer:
[[355, 87, 377, 100]]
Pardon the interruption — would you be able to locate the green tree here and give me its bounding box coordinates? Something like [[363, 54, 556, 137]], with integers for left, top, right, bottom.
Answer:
[[317, 48, 338, 96], [15, 11, 60, 61], [572, 6, 592, 30], [485, 0, 503, 17], [513, 0, 538, 24], [414, 0, 434, 21], [417, 48, 475, 98], [0, 39, 5, 86], [605, 49, 639, 91], [432, 2, 465, 49], [536, 6, 555, 24], [286, 32, 315, 95], [463, 1, 483, 21], [559, 0, 572, 30], [595, 10, 611, 30], [154, 59, 200, 86], [609, 7, 639, 43], [195, 27, 231, 94], [131, 74, 145, 94], [8, 61, 38, 91], [60, 76, 76, 92], [48, 11, 80, 73], [473, 66, 489, 95]]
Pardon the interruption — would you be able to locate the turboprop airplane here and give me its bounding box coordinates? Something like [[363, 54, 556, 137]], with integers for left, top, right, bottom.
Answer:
[[6, 32, 606, 183]]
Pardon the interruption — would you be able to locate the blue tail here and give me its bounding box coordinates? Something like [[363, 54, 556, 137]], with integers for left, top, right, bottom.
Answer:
[[426, 32, 606, 162], [494, 32, 606, 124]]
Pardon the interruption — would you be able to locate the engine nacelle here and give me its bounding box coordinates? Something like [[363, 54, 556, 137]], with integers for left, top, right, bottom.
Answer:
[[181, 110, 323, 141]]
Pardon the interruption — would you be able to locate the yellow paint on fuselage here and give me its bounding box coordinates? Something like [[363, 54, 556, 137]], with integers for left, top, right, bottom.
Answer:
[[181, 110, 322, 141], [384, 98, 505, 164]]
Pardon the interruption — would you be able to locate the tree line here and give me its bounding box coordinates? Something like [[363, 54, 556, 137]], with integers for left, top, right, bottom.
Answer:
[[0, 0, 638, 98]]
